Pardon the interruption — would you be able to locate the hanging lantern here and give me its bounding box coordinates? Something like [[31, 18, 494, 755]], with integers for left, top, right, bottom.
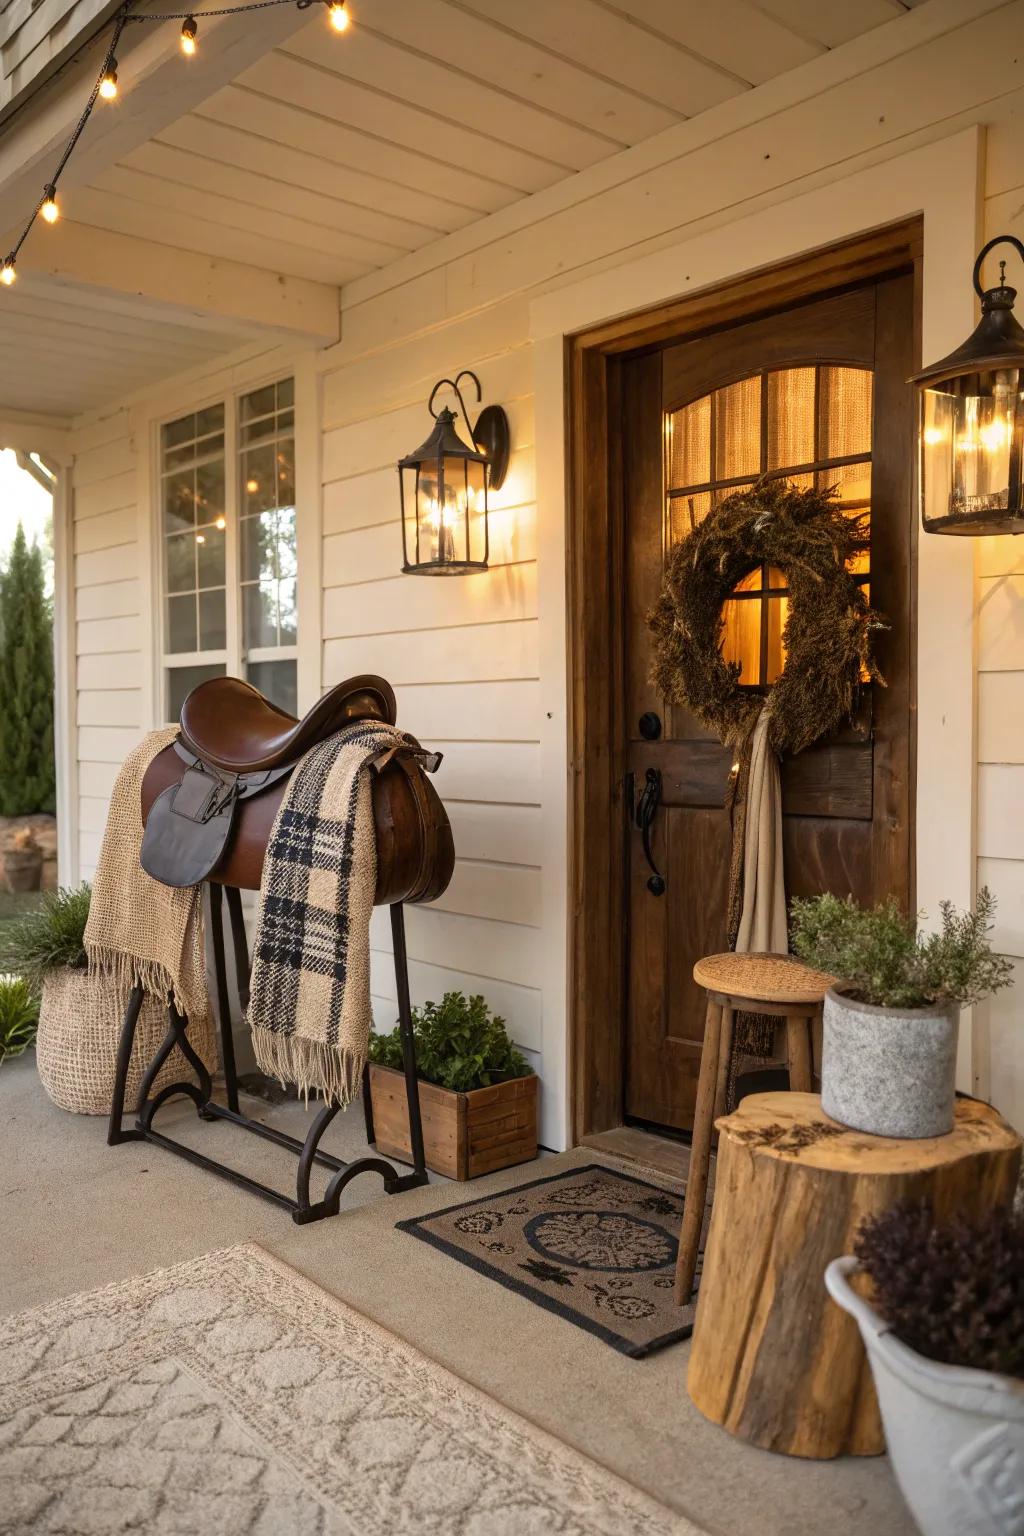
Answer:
[[398, 370, 509, 575], [912, 234, 1024, 536]]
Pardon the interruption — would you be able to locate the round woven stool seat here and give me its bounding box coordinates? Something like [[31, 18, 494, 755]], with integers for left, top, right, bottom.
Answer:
[[674, 950, 836, 1308], [693, 951, 835, 1006]]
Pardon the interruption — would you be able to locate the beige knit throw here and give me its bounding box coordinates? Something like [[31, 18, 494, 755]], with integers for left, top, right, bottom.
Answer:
[[84, 727, 207, 1022], [249, 721, 417, 1108]]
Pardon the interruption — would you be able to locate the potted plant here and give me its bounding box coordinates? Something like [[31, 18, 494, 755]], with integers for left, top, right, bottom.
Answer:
[[0, 975, 39, 1065], [790, 888, 1013, 1137], [826, 1201, 1024, 1536], [367, 990, 538, 1179], [0, 883, 215, 1114], [2, 826, 43, 894]]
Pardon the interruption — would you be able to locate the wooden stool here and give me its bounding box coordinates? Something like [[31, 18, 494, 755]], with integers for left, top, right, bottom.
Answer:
[[673, 952, 834, 1305], [687, 1092, 1022, 1458]]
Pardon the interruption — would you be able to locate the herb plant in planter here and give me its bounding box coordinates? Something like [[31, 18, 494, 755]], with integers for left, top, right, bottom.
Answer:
[[368, 991, 537, 1179], [791, 888, 1013, 1137], [0, 884, 215, 1115], [826, 1201, 1024, 1536]]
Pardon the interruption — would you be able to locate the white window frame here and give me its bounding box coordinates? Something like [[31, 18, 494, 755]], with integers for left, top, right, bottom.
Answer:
[[154, 370, 299, 725]]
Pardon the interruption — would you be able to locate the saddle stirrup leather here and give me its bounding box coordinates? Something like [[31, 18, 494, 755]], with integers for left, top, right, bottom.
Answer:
[[110, 673, 454, 1223]]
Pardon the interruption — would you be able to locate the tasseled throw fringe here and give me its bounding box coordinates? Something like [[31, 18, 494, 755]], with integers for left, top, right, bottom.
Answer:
[[85, 946, 189, 1019], [251, 1027, 365, 1109]]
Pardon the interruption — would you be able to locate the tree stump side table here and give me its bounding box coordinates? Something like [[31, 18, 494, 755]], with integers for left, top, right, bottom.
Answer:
[[686, 1091, 1022, 1461]]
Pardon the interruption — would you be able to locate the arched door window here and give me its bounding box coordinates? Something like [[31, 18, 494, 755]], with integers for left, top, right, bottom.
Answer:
[[665, 365, 872, 686]]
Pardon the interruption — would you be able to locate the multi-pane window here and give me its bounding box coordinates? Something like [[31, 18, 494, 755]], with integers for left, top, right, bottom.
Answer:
[[161, 378, 297, 721], [239, 379, 297, 715], [665, 365, 873, 687]]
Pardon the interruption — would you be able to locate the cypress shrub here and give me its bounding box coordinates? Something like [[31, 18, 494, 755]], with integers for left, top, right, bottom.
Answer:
[[0, 524, 56, 815]]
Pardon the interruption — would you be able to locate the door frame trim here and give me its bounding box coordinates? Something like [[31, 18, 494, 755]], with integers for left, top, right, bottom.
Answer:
[[565, 220, 924, 1140]]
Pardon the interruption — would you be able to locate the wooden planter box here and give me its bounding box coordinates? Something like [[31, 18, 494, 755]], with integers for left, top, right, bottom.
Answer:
[[368, 1064, 538, 1180]]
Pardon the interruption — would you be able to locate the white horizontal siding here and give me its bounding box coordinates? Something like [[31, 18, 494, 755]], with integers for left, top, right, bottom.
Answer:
[[77, 690, 142, 728], [70, 417, 142, 881], [978, 673, 1024, 764], [977, 859, 1024, 960], [974, 156, 1024, 1130], [323, 566, 537, 640], [318, 278, 549, 1129], [369, 954, 541, 1054], [978, 961, 1024, 1139], [323, 620, 538, 687]]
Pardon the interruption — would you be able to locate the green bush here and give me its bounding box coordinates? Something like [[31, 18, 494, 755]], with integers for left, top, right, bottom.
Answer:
[[0, 884, 91, 989], [369, 990, 531, 1093], [790, 886, 1013, 1009], [0, 976, 39, 1065], [0, 523, 55, 816]]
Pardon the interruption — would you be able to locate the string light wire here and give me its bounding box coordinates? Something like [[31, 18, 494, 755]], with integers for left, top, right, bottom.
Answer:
[[2, 0, 348, 283]]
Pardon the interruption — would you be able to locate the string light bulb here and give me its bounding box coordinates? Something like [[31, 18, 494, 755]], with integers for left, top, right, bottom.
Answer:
[[0, 256, 15, 287], [180, 16, 198, 54], [327, 1, 350, 32], [99, 60, 118, 100], [40, 186, 59, 224]]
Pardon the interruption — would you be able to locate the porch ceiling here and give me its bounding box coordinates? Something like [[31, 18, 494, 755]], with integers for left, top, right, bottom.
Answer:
[[70, 0, 923, 289], [0, 0, 926, 421]]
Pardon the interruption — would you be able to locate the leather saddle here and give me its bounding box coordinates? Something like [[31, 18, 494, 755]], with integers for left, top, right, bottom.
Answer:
[[140, 674, 454, 905]]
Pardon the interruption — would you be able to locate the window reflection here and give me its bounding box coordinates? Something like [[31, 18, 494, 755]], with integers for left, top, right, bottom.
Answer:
[[163, 383, 296, 722], [239, 379, 296, 666]]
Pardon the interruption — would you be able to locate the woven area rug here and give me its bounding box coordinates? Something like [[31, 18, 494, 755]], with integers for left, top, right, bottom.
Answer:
[[0, 1243, 703, 1536], [397, 1163, 698, 1357]]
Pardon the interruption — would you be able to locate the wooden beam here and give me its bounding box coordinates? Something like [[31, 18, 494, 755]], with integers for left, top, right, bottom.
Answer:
[[8, 219, 340, 343], [0, 406, 71, 453]]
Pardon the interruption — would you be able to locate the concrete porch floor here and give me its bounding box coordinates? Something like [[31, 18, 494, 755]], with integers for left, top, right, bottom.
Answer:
[[0, 1054, 915, 1536]]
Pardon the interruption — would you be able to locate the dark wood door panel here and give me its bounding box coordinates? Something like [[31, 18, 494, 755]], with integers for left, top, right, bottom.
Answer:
[[623, 274, 915, 1133], [630, 738, 873, 818], [626, 806, 728, 1125]]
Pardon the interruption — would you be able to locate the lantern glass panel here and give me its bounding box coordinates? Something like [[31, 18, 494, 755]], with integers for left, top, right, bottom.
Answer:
[[921, 367, 1024, 531], [404, 453, 488, 569]]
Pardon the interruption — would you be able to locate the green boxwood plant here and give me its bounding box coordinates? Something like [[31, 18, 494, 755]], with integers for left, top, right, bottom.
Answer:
[[369, 990, 531, 1094]]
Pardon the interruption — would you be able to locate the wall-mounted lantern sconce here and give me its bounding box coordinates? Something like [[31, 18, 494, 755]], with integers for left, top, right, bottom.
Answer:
[[912, 234, 1024, 536], [398, 370, 510, 575]]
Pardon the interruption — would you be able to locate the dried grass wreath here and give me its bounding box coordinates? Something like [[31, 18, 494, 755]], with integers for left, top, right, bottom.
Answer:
[[648, 478, 886, 754]]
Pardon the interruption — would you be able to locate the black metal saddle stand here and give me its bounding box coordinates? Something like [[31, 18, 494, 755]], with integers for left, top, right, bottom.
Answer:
[[107, 885, 427, 1223]]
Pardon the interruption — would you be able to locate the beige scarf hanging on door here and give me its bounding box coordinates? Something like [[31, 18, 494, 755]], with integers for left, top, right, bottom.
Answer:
[[725, 699, 788, 1092], [736, 703, 787, 954]]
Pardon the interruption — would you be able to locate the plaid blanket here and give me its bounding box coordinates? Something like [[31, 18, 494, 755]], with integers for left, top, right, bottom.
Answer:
[[249, 719, 420, 1107]]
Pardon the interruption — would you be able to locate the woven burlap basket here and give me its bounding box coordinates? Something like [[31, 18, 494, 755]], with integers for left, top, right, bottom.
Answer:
[[36, 967, 218, 1116]]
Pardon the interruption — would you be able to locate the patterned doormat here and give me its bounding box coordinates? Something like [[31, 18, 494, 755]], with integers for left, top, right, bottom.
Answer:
[[397, 1163, 698, 1357]]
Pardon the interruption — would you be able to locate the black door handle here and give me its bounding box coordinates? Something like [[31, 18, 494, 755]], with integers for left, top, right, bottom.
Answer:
[[633, 767, 666, 896]]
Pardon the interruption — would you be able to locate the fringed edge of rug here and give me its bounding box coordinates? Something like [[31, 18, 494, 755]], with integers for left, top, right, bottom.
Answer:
[[84, 944, 185, 1017], [251, 1027, 364, 1108]]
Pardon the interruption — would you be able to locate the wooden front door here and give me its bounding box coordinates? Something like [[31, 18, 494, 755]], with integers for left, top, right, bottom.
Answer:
[[622, 275, 915, 1133]]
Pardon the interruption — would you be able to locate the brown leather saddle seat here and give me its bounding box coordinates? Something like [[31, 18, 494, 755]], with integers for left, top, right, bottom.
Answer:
[[140, 673, 453, 904], [179, 674, 398, 774]]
